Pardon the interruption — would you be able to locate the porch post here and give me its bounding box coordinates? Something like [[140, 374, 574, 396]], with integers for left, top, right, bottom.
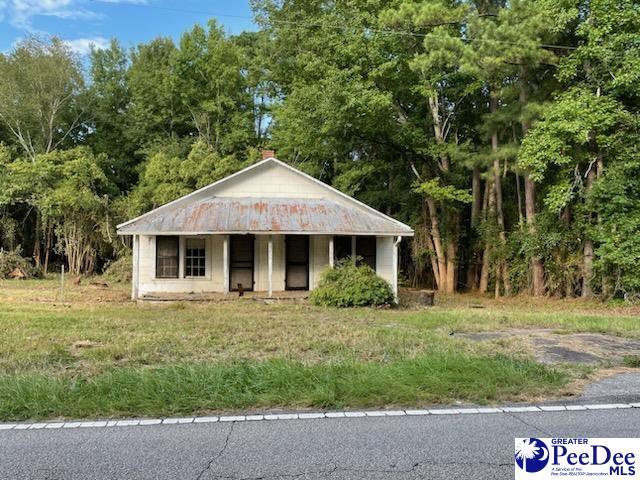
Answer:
[[222, 235, 229, 294], [131, 234, 139, 301], [393, 236, 401, 303], [328, 236, 334, 268], [268, 235, 273, 298], [351, 236, 356, 264]]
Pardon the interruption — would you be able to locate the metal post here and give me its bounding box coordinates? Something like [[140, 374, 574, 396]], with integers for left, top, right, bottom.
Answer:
[[351, 236, 356, 265], [60, 264, 65, 302], [329, 236, 334, 268], [393, 236, 402, 303], [132, 235, 139, 300], [268, 235, 273, 298], [223, 235, 229, 294]]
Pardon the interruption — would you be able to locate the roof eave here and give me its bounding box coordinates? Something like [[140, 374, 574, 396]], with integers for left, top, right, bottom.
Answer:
[[117, 230, 415, 237]]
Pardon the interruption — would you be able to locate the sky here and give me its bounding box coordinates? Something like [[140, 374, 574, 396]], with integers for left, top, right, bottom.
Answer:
[[0, 0, 257, 55]]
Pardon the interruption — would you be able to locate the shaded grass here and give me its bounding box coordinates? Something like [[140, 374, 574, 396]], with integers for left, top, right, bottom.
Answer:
[[0, 354, 565, 420]]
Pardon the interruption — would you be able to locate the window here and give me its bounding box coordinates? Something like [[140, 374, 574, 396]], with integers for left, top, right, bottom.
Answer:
[[156, 236, 179, 278], [332, 236, 377, 271], [333, 236, 352, 263], [185, 238, 206, 277], [356, 236, 377, 270]]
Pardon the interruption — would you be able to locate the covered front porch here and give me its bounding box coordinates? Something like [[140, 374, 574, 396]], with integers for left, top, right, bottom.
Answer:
[[131, 233, 400, 300]]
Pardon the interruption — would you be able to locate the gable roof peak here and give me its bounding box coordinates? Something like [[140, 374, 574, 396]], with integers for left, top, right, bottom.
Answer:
[[117, 155, 413, 235]]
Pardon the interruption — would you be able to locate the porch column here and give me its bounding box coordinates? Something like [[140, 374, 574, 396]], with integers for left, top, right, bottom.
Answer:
[[222, 235, 229, 294], [351, 236, 356, 264], [328, 236, 334, 268], [268, 235, 273, 298], [393, 236, 401, 303], [131, 234, 139, 300]]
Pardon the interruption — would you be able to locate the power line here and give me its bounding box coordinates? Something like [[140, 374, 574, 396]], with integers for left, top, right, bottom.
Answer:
[[89, 0, 578, 51]]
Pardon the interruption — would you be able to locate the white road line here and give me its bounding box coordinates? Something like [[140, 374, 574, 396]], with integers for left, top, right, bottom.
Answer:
[[1, 403, 637, 431]]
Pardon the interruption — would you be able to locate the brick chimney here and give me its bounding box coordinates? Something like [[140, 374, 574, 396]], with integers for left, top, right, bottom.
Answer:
[[261, 149, 276, 160]]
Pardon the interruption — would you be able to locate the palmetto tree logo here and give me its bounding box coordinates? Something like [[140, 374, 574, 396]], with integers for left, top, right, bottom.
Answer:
[[515, 438, 550, 473]]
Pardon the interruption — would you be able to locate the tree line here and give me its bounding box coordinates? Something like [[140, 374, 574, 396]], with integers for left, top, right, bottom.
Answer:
[[0, 0, 638, 298]]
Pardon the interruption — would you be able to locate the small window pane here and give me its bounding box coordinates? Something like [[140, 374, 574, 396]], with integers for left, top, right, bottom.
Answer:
[[156, 236, 179, 278], [186, 238, 206, 277]]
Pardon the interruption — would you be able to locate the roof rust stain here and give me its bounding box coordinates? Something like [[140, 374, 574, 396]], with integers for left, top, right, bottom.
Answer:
[[118, 197, 413, 235]]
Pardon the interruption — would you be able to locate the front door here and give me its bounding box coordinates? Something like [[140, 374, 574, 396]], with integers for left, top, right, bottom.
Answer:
[[285, 235, 309, 290], [230, 235, 254, 291]]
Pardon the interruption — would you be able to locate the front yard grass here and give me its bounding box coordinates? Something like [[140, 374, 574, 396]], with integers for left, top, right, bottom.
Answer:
[[0, 277, 637, 420]]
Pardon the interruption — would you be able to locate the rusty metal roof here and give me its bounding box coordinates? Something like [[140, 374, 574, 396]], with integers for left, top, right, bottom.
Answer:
[[117, 197, 413, 236]]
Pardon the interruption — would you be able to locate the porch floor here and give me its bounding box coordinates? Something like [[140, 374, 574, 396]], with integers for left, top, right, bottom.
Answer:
[[139, 290, 310, 303]]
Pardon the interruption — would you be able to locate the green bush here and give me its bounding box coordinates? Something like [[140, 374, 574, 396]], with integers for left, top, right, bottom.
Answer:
[[310, 260, 394, 307], [103, 253, 132, 283], [0, 247, 42, 279]]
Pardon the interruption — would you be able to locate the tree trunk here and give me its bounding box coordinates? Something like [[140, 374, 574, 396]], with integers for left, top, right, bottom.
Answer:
[[425, 92, 456, 294], [471, 166, 481, 228], [43, 221, 53, 274], [445, 213, 458, 294], [582, 165, 596, 298], [515, 170, 524, 225], [466, 167, 482, 291], [583, 83, 603, 299], [426, 198, 448, 291], [519, 73, 545, 296], [32, 211, 41, 268], [524, 173, 544, 295], [479, 180, 494, 294], [490, 87, 511, 296]]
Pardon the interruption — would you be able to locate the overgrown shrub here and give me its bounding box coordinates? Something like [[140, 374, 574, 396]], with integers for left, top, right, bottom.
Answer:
[[310, 261, 394, 307], [0, 248, 42, 279], [103, 253, 132, 283]]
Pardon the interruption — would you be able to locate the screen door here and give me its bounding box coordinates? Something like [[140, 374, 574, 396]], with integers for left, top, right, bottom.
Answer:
[[285, 235, 309, 290]]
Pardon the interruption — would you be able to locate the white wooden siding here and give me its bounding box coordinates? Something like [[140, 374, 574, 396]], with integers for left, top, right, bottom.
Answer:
[[310, 235, 330, 289], [376, 236, 395, 286], [135, 233, 396, 297], [214, 163, 330, 200]]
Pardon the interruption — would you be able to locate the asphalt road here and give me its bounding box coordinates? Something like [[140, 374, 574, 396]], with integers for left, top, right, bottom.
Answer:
[[1, 409, 639, 480]]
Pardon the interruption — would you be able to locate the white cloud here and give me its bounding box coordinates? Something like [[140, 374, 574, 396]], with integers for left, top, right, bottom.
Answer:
[[2, 0, 103, 29], [64, 36, 109, 55]]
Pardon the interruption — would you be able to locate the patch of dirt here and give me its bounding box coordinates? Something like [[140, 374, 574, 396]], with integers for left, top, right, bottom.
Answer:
[[455, 329, 640, 365]]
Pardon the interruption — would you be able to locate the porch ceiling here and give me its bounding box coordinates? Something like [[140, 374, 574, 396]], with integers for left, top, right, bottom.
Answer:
[[117, 197, 413, 236]]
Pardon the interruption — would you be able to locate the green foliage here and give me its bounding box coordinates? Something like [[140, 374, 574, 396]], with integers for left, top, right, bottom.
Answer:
[[0, 36, 85, 160], [310, 261, 395, 308], [0, 248, 42, 279], [590, 145, 640, 296], [0, 0, 639, 296], [129, 140, 256, 215], [88, 39, 136, 190], [413, 179, 472, 203], [519, 88, 623, 183], [0, 147, 116, 274], [103, 253, 132, 283]]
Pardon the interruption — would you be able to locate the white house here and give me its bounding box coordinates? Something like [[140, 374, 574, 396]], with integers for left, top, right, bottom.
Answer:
[[117, 154, 414, 300]]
